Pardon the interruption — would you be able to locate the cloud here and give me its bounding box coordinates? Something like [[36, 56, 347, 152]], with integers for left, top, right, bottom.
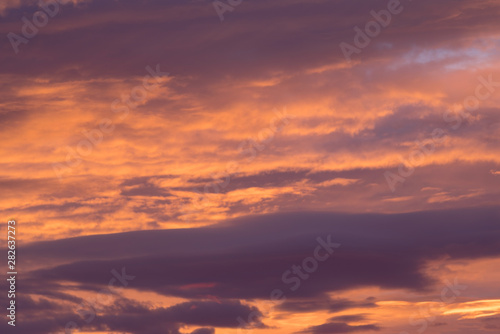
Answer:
[[297, 321, 380, 334], [21, 207, 500, 302], [328, 314, 370, 322], [190, 328, 215, 334], [0, 297, 264, 334], [277, 298, 377, 313]]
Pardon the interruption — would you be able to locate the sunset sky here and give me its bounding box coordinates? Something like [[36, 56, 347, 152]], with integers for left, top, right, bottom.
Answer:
[[1, 0, 500, 333]]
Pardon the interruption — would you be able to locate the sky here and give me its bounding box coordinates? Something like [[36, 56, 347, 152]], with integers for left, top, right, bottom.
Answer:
[[1, 0, 500, 333]]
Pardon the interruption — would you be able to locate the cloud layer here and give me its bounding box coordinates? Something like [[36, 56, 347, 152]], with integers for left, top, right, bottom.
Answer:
[[1, 0, 500, 333]]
